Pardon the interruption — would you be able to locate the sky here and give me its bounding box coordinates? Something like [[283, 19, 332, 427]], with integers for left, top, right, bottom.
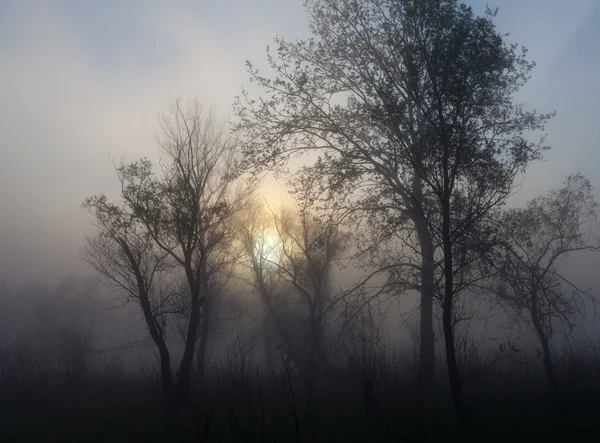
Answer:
[[0, 0, 599, 286]]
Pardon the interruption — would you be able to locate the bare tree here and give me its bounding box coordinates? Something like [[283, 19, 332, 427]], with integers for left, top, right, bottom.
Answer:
[[342, 294, 394, 414], [238, 174, 348, 381], [487, 174, 600, 393], [237, 202, 287, 374], [273, 178, 348, 380], [84, 98, 250, 396], [82, 195, 176, 397]]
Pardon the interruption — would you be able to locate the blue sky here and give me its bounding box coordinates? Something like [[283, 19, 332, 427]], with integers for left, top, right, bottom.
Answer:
[[0, 0, 598, 284]]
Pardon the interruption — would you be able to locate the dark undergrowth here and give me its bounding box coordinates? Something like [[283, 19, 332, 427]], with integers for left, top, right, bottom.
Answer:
[[1, 369, 599, 443]]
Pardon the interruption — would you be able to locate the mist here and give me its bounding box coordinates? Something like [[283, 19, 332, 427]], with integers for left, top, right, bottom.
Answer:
[[1, 1, 600, 441]]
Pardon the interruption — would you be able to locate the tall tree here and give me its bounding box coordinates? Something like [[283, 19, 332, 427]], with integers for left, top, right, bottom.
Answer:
[[235, 0, 552, 421]]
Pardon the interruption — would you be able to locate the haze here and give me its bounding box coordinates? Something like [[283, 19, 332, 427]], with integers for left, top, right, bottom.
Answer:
[[0, 0, 597, 285], [1, 1, 600, 440]]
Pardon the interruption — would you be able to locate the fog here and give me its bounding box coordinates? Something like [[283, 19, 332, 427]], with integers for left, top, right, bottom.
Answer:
[[0, 0, 598, 285], [1, 1, 600, 441]]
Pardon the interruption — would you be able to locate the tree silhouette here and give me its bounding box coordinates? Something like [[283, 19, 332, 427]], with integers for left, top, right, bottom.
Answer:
[[489, 174, 600, 394], [235, 0, 552, 422], [82, 195, 176, 397], [84, 99, 251, 397], [238, 174, 348, 381]]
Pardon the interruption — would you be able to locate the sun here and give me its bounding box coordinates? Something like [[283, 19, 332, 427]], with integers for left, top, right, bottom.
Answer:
[[256, 228, 281, 264]]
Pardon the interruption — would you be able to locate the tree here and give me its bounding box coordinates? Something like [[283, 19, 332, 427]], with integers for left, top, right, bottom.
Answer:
[[82, 195, 176, 397], [236, 0, 440, 391], [489, 174, 599, 393], [272, 175, 349, 380], [85, 98, 250, 396], [238, 173, 348, 381], [237, 201, 283, 375], [235, 0, 551, 422]]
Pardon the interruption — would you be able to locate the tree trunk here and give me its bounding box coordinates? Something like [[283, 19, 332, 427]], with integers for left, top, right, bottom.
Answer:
[[413, 173, 436, 390], [263, 314, 274, 375], [196, 300, 211, 390], [177, 283, 201, 395], [530, 289, 556, 393], [141, 324, 174, 399], [416, 220, 436, 390], [441, 197, 469, 425], [307, 308, 323, 381], [442, 292, 468, 424], [158, 344, 175, 399], [119, 239, 175, 400], [262, 292, 302, 372]]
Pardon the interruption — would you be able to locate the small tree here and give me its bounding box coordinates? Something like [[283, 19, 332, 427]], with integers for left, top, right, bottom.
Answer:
[[272, 176, 348, 380], [239, 175, 348, 381], [237, 202, 287, 374], [491, 174, 599, 393], [82, 195, 176, 397]]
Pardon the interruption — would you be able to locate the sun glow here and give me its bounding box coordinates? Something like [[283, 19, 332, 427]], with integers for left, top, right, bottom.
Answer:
[[255, 228, 281, 265]]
